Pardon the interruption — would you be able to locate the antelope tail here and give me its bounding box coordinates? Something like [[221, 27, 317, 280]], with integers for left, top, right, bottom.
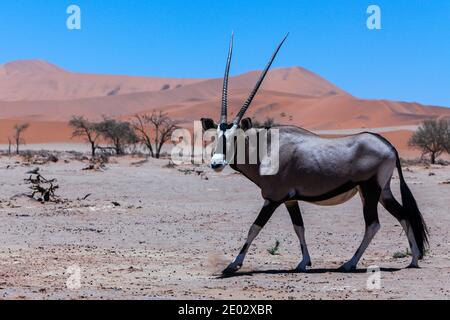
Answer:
[[395, 154, 429, 257]]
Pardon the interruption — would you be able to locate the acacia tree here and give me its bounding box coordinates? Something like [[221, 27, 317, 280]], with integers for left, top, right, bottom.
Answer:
[[13, 123, 30, 155], [133, 111, 179, 158], [96, 118, 138, 155], [409, 119, 449, 164], [69, 116, 100, 158], [7, 137, 12, 156], [133, 114, 155, 157]]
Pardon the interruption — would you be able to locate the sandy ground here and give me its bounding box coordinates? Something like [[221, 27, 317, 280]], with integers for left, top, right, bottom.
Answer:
[[0, 152, 449, 300]]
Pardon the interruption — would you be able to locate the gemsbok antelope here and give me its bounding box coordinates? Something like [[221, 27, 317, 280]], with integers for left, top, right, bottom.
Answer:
[[202, 34, 428, 274]]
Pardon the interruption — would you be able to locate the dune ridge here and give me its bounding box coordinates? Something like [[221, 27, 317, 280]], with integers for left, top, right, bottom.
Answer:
[[0, 59, 449, 155]]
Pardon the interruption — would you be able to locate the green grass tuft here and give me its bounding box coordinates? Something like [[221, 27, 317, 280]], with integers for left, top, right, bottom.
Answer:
[[267, 240, 281, 255], [393, 248, 412, 259]]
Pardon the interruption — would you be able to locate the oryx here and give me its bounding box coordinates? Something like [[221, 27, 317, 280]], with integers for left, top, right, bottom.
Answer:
[[202, 34, 428, 274]]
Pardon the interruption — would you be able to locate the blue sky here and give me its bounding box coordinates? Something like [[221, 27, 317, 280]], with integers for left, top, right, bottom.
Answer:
[[1, 0, 449, 106]]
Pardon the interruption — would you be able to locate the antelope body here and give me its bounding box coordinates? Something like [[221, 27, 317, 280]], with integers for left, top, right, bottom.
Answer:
[[202, 34, 428, 274]]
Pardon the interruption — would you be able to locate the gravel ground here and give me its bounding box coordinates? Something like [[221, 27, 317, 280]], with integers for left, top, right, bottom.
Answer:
[[0, 154, 449, 299]]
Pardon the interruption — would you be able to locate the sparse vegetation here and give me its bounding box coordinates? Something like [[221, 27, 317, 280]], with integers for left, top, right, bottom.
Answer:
[[69, 116, 101, 158], [96, 117, 138, 155], [177, 166, 208, 180], [67, 114, 180, 158], [409, 119, 450, 164], [20, 150, 59, 165], [392, 247, 429, 259], [82, 154, 109, 171], [267, 240, 281, 255], [7, 137, 12, 156], [13, 123, 30, 155], [393, 248, 412, 259], [132, 111, 179, 159], [24, 168, 59, 203]]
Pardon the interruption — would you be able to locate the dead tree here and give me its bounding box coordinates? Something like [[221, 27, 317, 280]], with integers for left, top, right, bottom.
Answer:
[[133, 114, 155, 157], [24, 168, 59, 202], [69, 116, 100, 158], [7, 137, 12, 156], [13, 123, 29, 155], [133, 111, 179, 158]]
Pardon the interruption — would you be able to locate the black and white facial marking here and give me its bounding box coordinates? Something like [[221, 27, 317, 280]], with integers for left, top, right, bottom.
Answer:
[[200, 33, 288, 173], [201, 117, 253, 172]]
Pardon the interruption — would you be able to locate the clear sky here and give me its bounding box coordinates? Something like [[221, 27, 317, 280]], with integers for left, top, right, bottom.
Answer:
[[1, 0, 449, 106]]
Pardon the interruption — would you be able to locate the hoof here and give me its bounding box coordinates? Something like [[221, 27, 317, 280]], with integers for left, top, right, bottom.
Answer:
[[295, 266, 308, 273], [338, 262, 357, 272], [406, 263, 420, 269], [222, 263, 242, 275], [295, 261, 312, 273]]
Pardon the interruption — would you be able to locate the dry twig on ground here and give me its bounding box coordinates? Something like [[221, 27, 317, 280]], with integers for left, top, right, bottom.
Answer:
[[24, 168, 60, 203]]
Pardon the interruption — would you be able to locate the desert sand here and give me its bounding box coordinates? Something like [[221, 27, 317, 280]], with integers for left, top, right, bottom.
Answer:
[[0, 152, 449, 300]]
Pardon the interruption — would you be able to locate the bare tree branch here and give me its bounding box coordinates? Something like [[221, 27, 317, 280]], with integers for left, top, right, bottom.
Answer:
[[132, 111, 179, 158], [96, 117, 138, 155], [69, 116, 100, 158], [133, 114, 155, 158], [13, 123, 29, 155]]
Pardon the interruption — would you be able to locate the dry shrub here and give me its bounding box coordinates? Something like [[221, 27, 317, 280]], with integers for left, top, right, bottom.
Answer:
[[24, 169, 60, 203], [20, 150, 59, 165]]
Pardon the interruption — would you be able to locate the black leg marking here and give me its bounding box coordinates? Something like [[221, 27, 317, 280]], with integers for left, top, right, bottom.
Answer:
[[360, 178, 382, 227], [340, 178, 381, 271], [222, 200, 280, 275], [254, 201, 280, 227], [285, 201, 311, 271], [286, 201, 304, 227], [380, 187, 403, 220], [239, 243, 249, 255]]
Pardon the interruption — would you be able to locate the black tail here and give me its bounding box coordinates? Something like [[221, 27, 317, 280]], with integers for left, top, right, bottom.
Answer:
[[395, 154, 429, 257]]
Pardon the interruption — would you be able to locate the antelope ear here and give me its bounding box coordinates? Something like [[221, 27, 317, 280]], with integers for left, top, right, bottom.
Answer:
[[241, 118, 253, 131], [201, 118, 217, 131]]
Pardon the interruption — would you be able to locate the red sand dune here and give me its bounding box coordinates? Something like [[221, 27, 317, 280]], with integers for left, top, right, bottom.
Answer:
[[1, 59, 449, 156], [0, 60, 205, 101], [0, 119, 77, 144]]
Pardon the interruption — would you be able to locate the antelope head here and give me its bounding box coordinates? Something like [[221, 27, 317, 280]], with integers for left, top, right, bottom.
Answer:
[[201, 33, 288, 172]]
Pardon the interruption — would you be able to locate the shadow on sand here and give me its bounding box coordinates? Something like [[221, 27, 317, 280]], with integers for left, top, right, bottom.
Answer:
[[216, 267, 402, 279]]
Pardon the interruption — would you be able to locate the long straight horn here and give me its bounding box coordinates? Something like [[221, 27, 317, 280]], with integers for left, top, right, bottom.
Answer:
[[221, 33, 234, 124], [233, 33, 289, 126]]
